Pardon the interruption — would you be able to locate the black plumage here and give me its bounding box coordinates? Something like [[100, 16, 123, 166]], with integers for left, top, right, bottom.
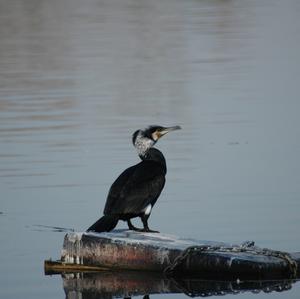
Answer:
[[87, 125, 181, 233]]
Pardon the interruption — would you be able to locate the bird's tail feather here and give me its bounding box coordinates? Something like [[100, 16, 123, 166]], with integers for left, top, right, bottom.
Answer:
[[86, 215, 118, 232]]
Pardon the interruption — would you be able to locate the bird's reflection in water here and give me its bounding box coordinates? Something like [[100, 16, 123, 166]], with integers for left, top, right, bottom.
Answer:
[[60, 271, 296, 299]]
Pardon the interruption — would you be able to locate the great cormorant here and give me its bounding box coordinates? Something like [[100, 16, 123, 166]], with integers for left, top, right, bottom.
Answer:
[[87, 125, 181, 233]]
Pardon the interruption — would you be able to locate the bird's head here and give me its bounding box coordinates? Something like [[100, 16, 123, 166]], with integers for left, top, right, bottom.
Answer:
[[132, 125, 181, 156]]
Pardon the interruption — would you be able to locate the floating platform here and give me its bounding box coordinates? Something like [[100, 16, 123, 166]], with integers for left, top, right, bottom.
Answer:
[[45, 230, 300, 280]]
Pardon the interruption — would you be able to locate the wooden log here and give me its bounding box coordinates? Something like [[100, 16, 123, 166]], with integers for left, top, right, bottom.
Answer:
[[50, 230, 300, 279]]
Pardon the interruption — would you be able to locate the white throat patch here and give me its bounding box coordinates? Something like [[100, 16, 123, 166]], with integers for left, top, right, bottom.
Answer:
[[134, 132, 155, 156]]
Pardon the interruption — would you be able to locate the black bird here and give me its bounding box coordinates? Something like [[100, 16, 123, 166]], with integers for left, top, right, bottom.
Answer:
[[87, 125, 181, 233]]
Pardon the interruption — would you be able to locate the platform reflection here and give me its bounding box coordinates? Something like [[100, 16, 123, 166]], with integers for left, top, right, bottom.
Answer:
[[60, 271, 296, 298]]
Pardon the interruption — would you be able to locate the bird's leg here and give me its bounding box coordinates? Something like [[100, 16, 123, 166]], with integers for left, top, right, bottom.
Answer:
[[127, 219, 143, 231], [141, 215, 159, 233]]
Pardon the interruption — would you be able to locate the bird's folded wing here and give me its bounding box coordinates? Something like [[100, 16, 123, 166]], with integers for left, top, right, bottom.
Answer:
[[104, 161, 165, 215]]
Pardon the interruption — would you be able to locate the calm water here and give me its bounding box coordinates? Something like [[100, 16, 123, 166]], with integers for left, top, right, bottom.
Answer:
[[1, 0, 300, 298]]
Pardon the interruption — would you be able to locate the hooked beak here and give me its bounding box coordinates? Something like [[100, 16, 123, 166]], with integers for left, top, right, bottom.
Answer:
[[157, 125, 181, 138]]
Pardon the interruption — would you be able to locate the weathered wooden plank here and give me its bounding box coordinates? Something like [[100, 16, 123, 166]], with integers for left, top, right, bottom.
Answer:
[[44, 260, 109, 274]]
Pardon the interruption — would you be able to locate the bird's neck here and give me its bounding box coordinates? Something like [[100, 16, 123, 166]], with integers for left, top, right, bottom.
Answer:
[[134, 135, 166, 173], [135, 136, 155, 157], [140, 148, 167, 173]]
